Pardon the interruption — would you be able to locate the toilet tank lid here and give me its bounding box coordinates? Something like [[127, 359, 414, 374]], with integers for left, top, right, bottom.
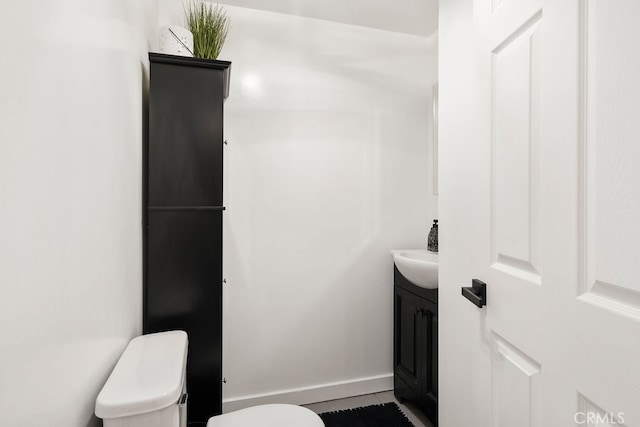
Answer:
[[95, 331, 188, 419]]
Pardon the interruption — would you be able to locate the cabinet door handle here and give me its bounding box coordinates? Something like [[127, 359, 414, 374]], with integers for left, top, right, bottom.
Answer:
[[461, 279, 487, 308]]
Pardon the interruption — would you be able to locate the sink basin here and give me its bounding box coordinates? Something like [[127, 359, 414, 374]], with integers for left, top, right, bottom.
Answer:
[[392, 249, 439, 289]]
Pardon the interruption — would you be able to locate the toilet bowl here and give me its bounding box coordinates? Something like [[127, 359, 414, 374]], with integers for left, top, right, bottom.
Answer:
[[207, 404, 324, 427], [96, 331, 324, 427]]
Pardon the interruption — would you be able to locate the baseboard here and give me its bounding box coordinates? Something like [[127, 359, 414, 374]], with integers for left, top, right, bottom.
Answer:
[[222, 373, 393, 413]]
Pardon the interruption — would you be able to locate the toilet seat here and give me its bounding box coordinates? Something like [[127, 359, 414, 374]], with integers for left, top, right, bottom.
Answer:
[[207, 404, 324, 427]]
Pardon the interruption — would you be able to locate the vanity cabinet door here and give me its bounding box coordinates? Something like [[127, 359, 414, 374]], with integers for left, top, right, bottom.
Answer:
[[394, 286, 425, 396], [394, 277, 438, 426], [420, 301, 438, 425]]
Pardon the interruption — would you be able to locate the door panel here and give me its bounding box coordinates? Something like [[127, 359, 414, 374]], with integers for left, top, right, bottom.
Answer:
[[395, 287, 422, 390], [577, 394, 625, 427], [491, 334, 541, 427], [422, 308, 438, 424], [579, 0, 640, 316], [148, 63, 224, 207], [145, 210, 223, 420], [427, 311, 438, 399], [491, 14, 542, 284]]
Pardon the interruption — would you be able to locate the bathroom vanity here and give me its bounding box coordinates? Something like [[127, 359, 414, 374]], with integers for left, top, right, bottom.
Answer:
[[393, 262, 438, 426]]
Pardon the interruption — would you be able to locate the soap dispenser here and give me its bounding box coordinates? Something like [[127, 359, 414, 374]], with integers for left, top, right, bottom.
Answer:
[[427, 219, 438, 252]]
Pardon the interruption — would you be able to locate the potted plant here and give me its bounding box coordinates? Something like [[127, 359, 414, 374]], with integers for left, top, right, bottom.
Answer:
[[185, 1, 230, 60]]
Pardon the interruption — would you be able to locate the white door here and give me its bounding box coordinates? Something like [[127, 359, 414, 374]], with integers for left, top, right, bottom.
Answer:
[[439, 0, 640, 426]]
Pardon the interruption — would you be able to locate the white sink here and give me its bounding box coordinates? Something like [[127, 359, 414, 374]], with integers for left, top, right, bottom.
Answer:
[[392, 249, 439, 289]]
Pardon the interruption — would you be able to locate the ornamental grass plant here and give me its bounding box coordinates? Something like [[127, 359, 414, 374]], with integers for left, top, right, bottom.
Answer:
[[185, 1, 230, 60]]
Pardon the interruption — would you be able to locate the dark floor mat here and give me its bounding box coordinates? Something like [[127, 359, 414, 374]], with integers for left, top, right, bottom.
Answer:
[[319, 402, 414, 427]]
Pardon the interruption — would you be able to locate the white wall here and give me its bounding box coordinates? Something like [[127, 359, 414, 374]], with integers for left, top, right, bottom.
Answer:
[[0, 2, 157, 426], [205, 0, 439, 37], [160, 4, 438, 409]]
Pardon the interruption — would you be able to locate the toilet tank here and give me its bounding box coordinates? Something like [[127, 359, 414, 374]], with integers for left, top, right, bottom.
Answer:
[[96, 331, 188, 427]]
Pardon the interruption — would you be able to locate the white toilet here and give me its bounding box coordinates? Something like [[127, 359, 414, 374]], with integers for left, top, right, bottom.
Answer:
[[95, 331, 324, 427]]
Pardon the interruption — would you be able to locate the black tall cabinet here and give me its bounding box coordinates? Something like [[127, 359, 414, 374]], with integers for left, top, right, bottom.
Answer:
[[144, 53, 231, 424]]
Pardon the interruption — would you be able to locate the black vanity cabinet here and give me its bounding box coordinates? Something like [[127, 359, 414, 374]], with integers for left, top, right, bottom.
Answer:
[[394, 266, 438, 426], [144, 53, 231, 424]]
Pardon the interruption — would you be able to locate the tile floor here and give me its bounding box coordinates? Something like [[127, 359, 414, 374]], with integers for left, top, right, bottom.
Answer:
[[303, 391, 433, 427]]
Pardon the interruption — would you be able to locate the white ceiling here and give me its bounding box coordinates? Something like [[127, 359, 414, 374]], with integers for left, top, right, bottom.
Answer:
[[219, 0, 439, 38]]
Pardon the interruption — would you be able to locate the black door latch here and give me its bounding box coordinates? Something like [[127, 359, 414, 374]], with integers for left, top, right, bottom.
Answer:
[[462, 279, 487, 308]]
